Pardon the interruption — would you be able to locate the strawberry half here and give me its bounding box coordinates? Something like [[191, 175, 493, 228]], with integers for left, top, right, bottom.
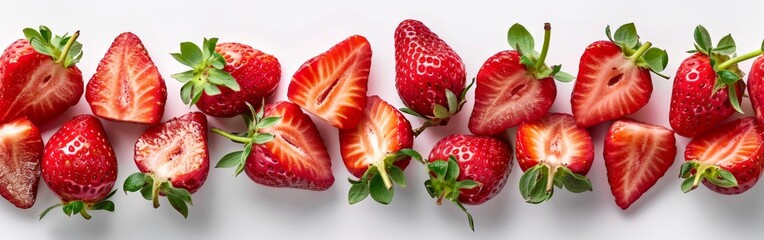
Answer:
[[0, 26, 83, 125], [395, 19, 469, 135], [680, 118, 764, 195], [288, 35, 370, 129], [516, 113, 594, 204], [669, 25, 759, 137], [124, 112, 210, 218], [86, 32, 166, 124], [340, 96, 414, 205], [604, 118, 677, 210], [469, 23, 574, 136], [571, 23, 670, 128], [427, 134, 513, 231], [212, 101, 334, 191], [0, 117, 43, 209], [40, 115, 117, 220], [746, 55, 764, 123]]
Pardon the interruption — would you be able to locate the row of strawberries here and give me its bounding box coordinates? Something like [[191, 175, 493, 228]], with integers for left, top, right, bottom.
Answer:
[[1, 19, 763, 232]]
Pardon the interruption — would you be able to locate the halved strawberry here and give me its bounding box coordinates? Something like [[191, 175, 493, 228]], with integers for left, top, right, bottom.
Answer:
[[0, 117, 43, 209], [0, 26, 83, 125], [604, 118, 677, 210], [212, 101, 334, 191], [86, 32, 166, 124], [680, 118, 764, 195], [124, 112, 209, 218], [571, 23, 669, 128], [288, 35, 370, 129], [516, 113, 594, 204], [747, 55, 764, 123], [340, 95, 414, 205]]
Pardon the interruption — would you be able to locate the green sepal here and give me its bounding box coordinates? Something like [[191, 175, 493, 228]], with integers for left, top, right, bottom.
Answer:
[[612, 23, 638, 48], [39, 189, 117, 220], [679, 160, 738, 193], [507, 23, 571, 82], [519, 163, 591, 204], [410, 78, 475, 136], [607, 23, 670, 77], [23, 25, 82, 68], [714, 34, 736, 55], [124, 173, 193, 218], [694, 25, 713, 54], [211, 101, 281, 177], [171, 37, 238, 107], [347, 149, 413, 205], [423, 155, 480, 231], [507, 23, 535, 57]]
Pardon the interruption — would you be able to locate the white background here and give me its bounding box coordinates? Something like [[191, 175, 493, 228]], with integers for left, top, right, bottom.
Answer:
[[1, 0, 764, 239]]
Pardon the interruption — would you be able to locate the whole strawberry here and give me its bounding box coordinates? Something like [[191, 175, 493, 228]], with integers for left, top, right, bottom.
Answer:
[[747, 55, 764, 123], [469, 23, 574, 136], [124, 112, 209, 218], [395, 19, 470, 135], [171, 39, 280, 117], [572, 23, 670, 128], [669, 25, 761, 137], [40, 115, 117, 220], [0, 26, 84, 125]]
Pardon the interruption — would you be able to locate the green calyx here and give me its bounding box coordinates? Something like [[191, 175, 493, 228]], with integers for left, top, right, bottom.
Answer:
[[519, 163, 592, 204], [688, 25, 764, 114], [347, 149, 420, 205], [507, 23, 575, 82], [39, 190, 116, 220], [423, 155, 480, 231], [605, 23, 670, 79], [123, 172, 193, 218], [212, 101, 281, 176], [679, 160, 738, 193], [400, 78, 475, 137], [171, 37, 240, 106], [23, 25, 83, 68]]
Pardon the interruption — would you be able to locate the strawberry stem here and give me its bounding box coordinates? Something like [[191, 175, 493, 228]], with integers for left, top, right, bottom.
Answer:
[[436, 188, 451, 205], [376, 163, 393, 190], [152, 178, 161, 208], [534, 23, 552, 70], [692, 163, 711, 189], [717, 49, 764, 70], [628, 41, 652, 63], [56, 30, 79, 65], [413, 119, 442, 137], [80, 208, 92, 220], [545, 164, 557, 192], [211, 128, 251, 143]]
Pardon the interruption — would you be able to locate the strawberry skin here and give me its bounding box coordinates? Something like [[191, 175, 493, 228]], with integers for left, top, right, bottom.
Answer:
[[395, 19, 466, 120], [683, 118, 764, 195], [0, 117, 43, 209], [428, 134, 512, 205], [196, 43, 281, 117], [604, 118, 677, 210], [572, 41, 652, 128], [42, 115, 117, 203], [747, 56, 764, 123], [246, 102, 334, 190], [469, 50, 556, 135], [86, 32, 166, 124], [670, 53, 744, 137]]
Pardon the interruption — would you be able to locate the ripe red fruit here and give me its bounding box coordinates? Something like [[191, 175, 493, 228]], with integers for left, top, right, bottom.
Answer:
[[212, 102, 334, 191], [604, 118, 677, 210], [669, 25, 759, 137], [86, 32, 166, 124], [680, 118, 764, 195], [747, 56, 764, 123], [340, 96, 414, 205], [171, 39, 281, 117], [516, 113, 594, 204], [572, 23, 669, 128], [469, 23, 574, 136], [0, 117, 43, 209], [288, 35, 370, 129], [0, 26, 83, 125], [395, 19, 468, 135], [124, 112, 210, 218], [40, 115, 117, 220]]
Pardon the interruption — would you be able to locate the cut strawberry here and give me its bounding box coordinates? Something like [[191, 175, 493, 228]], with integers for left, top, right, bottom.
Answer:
[[288, 35, 370, 129], [604, 118, 677, 210], [0, 117, 43, 209], [86, 32, 166, 124]]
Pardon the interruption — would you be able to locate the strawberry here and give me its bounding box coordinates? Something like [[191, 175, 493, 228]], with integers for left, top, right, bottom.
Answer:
[[669, 25, 761, 137], [340, 96, 414, 205], [425, 134, 512, 231], [124, 112, 209, 218], [571, 23, 670, 128], [604, 118, 677, 210], [680, 118, 764, 195], [39, 115, 117, 220], [747, 55, 764, 123], [469, 23, 574, 136], [86, 32, 166, 124], [171, 38, 281, 117], [287, 35, 370, 129], [516, 113, 593, 204], [0, 117, 43, 209], [212, 102, 334, 191], [0, 26, 83, 125], [395, 19, 470, 135]]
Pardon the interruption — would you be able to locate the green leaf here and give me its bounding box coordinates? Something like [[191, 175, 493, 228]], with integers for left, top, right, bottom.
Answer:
[[208, 68, 240, 91], [171, 53, 195, 68], [123, 172, 147, 193], [217, 151, 244, 168], [388, 165, 407, 187], [162, 183, 193, 205], [68, 201, 85, 216], [455, 180, 480, 190], [727, 84, 744, 114], [642, 48, 669, 72], [716, 168, 739, 187], [140, 185, 154, 201], [613, 23, 639, 48], [167, 195, 189, 218], [191, 83, 204, 105], [717, 70, 741, 84], [694, 25, 713, 54], [454, 201, 475, 231], [424, 179, 436, 198], [519, 164, 552, 204], [203, 83, 221, 96], [519, 55, 535, 68], [395, 148, 424, 164], [679, 161, 696, 178], [210, 54, 226, 69], [180, 81, 194, 105], [605, 25, 614, 42], [553, 71, 575, 82], [399, 107, 423, 118], [714, 34, 736, 55], [550, 65, 561, 75], [428, 160, 448, 177], [432, 104, 449, 119], [556, 166, 593, 193], [39, 203, 64, 220], [507, 23, 535, 57], [348, 181, 370, 204], [91, 201, 115, 212], [179, 42, 203, 67], [23, 28, 43, 42], [460, 78, 476, 101], [681, 177, 696, 193], [30, 39, 53, 57], [252, 133, 275, 145], [445, 157, 461, 182], [369, 174, 394, 204], [257, 116, 281, 129], [445, 89, 458, 115]]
